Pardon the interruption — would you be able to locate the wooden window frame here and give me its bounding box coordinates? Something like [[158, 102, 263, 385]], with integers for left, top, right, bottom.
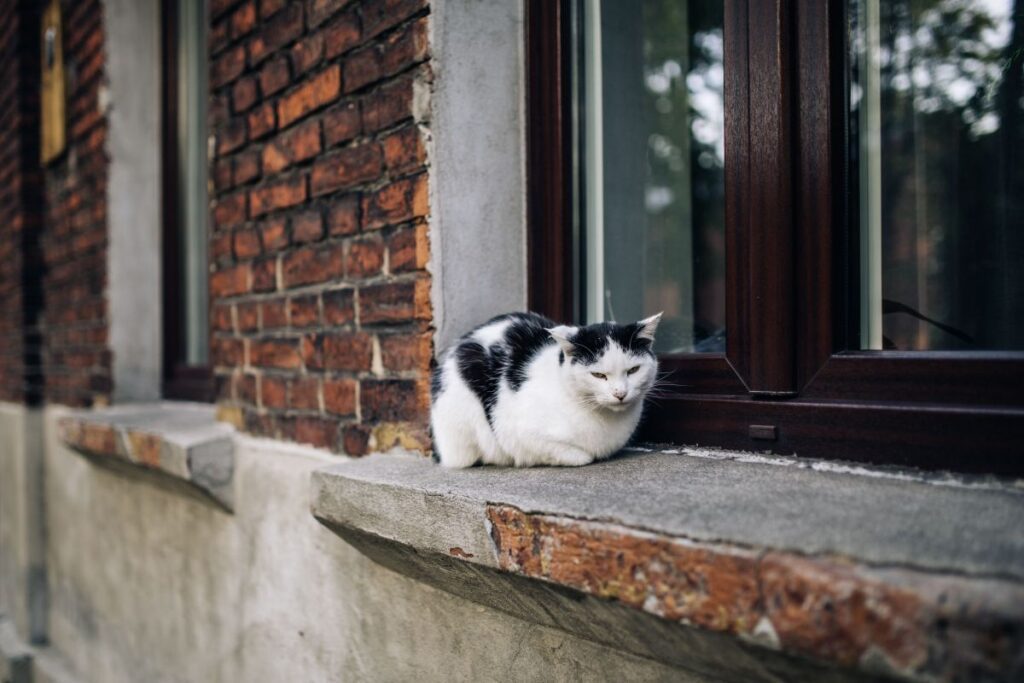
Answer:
[[526, 0, 1024, 477], [161, 0, 213, 402]]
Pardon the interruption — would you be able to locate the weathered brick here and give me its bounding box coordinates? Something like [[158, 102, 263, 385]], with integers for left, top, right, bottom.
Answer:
[[282, 243, 344, 288], [260, 216, 289, 251], [308, 0, 353, 27], [291, 210, 324, 243], [262, 119, 322, 174], [238, 374, 258, 406], [210, 264, 251, 297], [250, 174, 308, 216], [233, 228, 262, 259], [343, 424, 371, 455], [323, 377, 357, 416], [230, 1, 257, 39], [387, 222, 429, 272], [261, 298, 289, 328], [382, 124, 426, 173], [324, 11, 361, 58], [209, 19, 230, 55], [322, 332, 372, 371], [213, 192, 248, 230], [212, 337, 245, 366], [212, 44, 246, 88], [250, 338, 304, 369], [291, 33, 324, 75], [252, 257, 279, 292], [310, 143, 382, 196], [342, 47, 380, 94], [361, 173, 427, 230], [217, 117, 248, 156], [323, 288, 355, 325], [289, 376, 320, 410], [237, 301, 261, 331], [212, 304, 234, 332], [380, 331, 431, 371], [212, 231, 234, 263], [379, 17, 429, 75], [210, 0, 236, 19], [293, 416, 338, 449], [360, 278, 430, 324], [323, 101, 361, 147], [362, 74, 415, 132], [361, 378, 425, 421], [362, 0, 426, 41], [260, 0, 287, 18], [277, 66, 341, 129], [215, 158, 234, 191], [249, 2, 304, 63], [259, 56, 292, 97], [234, 151, 262, 185], [289, 295, 320, 327], [233, 76, 259, 113], [261, 375, 287, 408], [327, 195, 360, 236], [345, 238, 384, 277], [248, 102, 277, 139]]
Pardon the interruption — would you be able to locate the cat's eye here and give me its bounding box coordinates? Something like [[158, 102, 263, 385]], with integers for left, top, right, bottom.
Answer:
[[591, 372, 607, 380], [627, 366, 640, 375]]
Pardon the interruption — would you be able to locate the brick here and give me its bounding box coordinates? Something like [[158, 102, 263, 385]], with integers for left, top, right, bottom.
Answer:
[[310, 143, 382, 196], [234, 151, 261, 185], [277, 66, 341, 129], [215, 158, 234, 191], [259, 56, 292, 97], [308, 0, 353, 27], [322, 332, 373, 371], [323, 377, 356, 416], [289, 295, 320, 327], [260, 0, 287, 18], [211, 0, 236, 19], [248, 102, 277, 139], [359, 278, 430, 324], [289, 376, 320, 410], [387, 222, 429, 272], [261, 375, 287, 408], [382, 125, 426, 173], [260, 217, 289, 251], [380, 331, 431, 371], [249, 3, 304, 63], [362, 0, 426, 40], [343, 424, 371, 455], [361, 378, 425, 421], [230, 1, 257, 39], [250, 174, 308, 216], [291, 210, 324, 243], [291, 33, 325, 75], [252, 257, 279, 292], [212, 304, 234, 332], [250, 338, 304, 369], [345, 238, 384, 277], [282, 243, 344, 288], [262, 298, 289, 328], [232, 76, 259, 113], [212, 231, 234, 263], [217, 117, 248, 156], [233, 228, 262, 259], [293, 416, 338, 449], [327, 195, 360, 236], [212, 45, 246, 88], [212, 337, 245, 366], [237, 302, 261, 331], [244, 409, 274, 435], [362, 74, 415, 132], [342, 48, 380, 94], [379, 17, 429, 76], [213, 192, 248, 230], [211, 264, 251, 297], [361, 173, 427, 230], [323, 101, 361, 147], [262, 119, 322, 174], [323, 289, 355, 325], [210, 19, 230, 55], [324, 11, 361, 58]]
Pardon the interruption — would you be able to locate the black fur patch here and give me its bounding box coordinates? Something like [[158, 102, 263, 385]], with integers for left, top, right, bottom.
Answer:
[[455, 341, 502, 424], [569, 322, 653, 365], [505, 313, 558, 390], [430, 361, 443, 398]]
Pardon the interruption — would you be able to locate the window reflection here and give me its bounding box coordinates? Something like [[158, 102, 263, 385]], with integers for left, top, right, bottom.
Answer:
[[580, 0, 725, 353], [851, 0, 1024, 350]]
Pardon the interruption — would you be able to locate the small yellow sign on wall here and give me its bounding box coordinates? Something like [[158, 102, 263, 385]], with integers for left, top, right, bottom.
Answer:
[[41, 0, 66, 164]]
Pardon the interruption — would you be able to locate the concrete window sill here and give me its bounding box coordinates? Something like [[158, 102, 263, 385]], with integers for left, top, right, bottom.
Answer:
[[58, 403, 235, 511], [311, 449, 1024, 682]]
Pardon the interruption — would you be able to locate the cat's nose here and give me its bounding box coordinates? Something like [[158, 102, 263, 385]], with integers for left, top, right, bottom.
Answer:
[[612, 389, 627, 401]]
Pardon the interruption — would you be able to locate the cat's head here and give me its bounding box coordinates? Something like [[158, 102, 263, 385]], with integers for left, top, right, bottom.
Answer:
[[547, 313, 662, 412]]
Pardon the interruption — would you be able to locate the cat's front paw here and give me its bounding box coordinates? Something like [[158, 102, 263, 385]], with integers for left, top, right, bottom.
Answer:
[[554, 450, 594, 467]]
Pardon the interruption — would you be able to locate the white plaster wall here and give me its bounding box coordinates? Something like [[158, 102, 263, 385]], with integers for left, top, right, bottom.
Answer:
[[38, 408, 684, 682], [106, 0, 162, 401], [429, 0, 529, 353]]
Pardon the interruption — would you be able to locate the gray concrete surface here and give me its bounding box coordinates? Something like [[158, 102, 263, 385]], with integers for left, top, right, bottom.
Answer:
[[106, 0, 162, 401], [429, 0, 529, 353], [312, 448, 1024, 580]]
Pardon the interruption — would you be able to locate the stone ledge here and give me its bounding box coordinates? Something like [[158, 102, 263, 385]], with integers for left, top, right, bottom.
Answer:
[[311, 449, 1024, 682], [58, 403, 235, 511]]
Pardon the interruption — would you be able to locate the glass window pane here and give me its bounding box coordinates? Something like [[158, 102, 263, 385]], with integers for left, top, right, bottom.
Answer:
[[578, 0, 725, 353], [850, 0, 1024, 350]]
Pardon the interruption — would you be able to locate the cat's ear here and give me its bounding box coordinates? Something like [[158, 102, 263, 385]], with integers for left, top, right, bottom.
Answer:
[[547, 326, 578, 357], [636, 313, 663, 342]]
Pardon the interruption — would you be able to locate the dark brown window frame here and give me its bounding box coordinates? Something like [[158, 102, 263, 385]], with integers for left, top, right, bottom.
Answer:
[[161, 0, 213, 402], [526, 0, 1024, 477]]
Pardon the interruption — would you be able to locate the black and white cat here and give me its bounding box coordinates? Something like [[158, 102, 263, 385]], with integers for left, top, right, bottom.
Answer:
[[430, 311, 662, 468]]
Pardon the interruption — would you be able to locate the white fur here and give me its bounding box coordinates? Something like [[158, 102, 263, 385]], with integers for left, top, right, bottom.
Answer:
[[431, 316, 660, 468]]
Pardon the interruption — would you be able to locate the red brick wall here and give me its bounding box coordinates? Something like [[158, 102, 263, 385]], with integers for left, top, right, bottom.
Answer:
[[209, 0, 434, 454]]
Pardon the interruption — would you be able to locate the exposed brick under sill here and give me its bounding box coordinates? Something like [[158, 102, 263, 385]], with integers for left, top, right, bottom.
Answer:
[[58, 403, 235, 511], [311, 449, 1024, 683]]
